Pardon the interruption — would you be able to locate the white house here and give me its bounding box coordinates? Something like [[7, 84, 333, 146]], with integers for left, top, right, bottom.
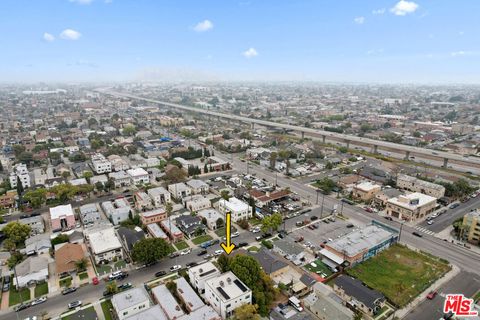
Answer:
[[127, 168, 150, 185], [168, 182, 191, 199], [218, 197, 252, 222], [188, 262, 221, 295], [183, 195, 211, 212], [10, 163, 31, 189], [198, 209, 224, 230], [102, 198, 131, 225], [15, 256, 49, 287], [91, 153, 112, 174], [85, 227, 124, 264], [205, 271, 252, 319], [186, 179, 209, 194], [112, 287, 151, 320], [147, 186, 171, 207], [108, 171, 132, 188]]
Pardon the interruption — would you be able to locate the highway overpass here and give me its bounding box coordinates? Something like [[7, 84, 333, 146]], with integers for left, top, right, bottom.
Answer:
[[100, 90, 480, 169]]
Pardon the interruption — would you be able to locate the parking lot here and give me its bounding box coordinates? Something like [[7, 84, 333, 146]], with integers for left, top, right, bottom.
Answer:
[[288, 216, 361, 253]]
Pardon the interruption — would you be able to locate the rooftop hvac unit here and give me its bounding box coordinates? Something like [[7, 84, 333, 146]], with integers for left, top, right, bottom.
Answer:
[[220, 281, 225, 287]]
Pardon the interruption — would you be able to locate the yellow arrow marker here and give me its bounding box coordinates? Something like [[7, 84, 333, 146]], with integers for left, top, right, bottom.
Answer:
[[220, 212, 236, 254]]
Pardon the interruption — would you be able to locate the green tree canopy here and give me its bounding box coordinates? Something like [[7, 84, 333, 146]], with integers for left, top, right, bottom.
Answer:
[[261, 213, 283, 234], [131, 238, 173, 265], [3, 222, 31, 247]]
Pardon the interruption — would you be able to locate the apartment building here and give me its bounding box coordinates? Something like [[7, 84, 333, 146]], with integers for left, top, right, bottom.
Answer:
[[91, 153, 112, 174], [396, 174, 445, 199], [462, 210, 480, 244], [10, 163, 31, 189], [218, 197, 252, 222], [352, 182, 382, 202], [147, 186, 171, 207]]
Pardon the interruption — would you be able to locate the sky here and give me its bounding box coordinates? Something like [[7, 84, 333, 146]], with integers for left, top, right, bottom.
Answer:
[[1, 0, 480, 83]]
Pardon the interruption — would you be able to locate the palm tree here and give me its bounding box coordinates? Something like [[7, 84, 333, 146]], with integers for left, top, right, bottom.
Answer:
[[75, 258, 89, 272]]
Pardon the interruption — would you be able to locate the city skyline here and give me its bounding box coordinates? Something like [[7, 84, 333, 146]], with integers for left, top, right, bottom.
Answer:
[[1, 0, 480, 83]]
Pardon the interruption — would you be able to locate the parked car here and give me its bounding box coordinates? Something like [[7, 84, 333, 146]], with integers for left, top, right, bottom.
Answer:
[[426, 291, 437, 300], [2, 275, 10, 292], [30, 296, 48, 306], [295, 236, 304, 243], [310, 216, 319, 221], [155, 270, 167, 277], [68, 301, 82, 309], [186, 262, 198, 268], [412, 231, 423, 238], [427, 220, 434, 225], [213, 250, 223, 256], [170, 265, 182, 272], [169, 252, 180, 259], [180, 249, 191, 255], [108, 271, 127, 281], [384, 216, 393, 221], [92, 277, 99, 285], [295, 221, 304, 227], [197, 250, 208, 256], [346, 224, 354, 228], [62, 287, 77, 295], [449, 203, 460, 209], [238, 242, 248, 247], [203, 254, 213, 260], [14, 303, 30, 312]]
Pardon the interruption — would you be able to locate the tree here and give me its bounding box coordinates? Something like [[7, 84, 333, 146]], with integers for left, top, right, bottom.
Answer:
[[51, 234, 69, 246], [88, 118, 98, 127], [122, 124, 137, 136], [0, 160, 3, 172], [413, 131, 422, 138], [163, 166, 187, 184], [3, 222, 31, 248], [217, 254, 232, 273], [237, 218, 249, 230], [204, 163, 208, 173], [95, 181, 104, 192], [105, 281, 118, 295], [233, 304, 261, 320], [83, 171, 93, 182], [23, 188, 47, 208], [354, 311, 363, 320], [165, 202, 173, 217], [131, 238, 173, 265], [269, 152, 277, 170], [194, 227, 205, 237], [7, 252, 25, 269], [216, 218, 224, 229], [221, 190, 230, 201], [16, 176, 24, 195], [325, 162, 334, 170], [75, 258, 89, 272], [261, 213, 283, 234], [315, 177, 337, 194]]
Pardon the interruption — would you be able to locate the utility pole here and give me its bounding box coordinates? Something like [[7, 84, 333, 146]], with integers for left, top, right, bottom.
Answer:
[[398, 221, 404, 242], [320, 192, 325, 219]]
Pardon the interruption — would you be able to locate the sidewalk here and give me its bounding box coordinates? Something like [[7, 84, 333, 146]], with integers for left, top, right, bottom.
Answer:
[[435, 226, 480, 255], [393, 264, 460, 319]]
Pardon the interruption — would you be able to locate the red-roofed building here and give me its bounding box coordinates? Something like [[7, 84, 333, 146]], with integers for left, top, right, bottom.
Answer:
[[248, 189, 291, 207]]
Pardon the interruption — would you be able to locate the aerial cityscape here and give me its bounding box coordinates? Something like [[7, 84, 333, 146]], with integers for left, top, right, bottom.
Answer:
[[0, 1, 479, 320]]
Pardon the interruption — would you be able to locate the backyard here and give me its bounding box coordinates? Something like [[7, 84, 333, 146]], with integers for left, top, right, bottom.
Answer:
[[347, 244, 451, 307], [304, 259, 333, 278]]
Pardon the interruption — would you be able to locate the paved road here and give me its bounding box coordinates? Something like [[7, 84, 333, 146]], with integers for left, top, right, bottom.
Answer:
[[418, 197, 480, 233], [404, 272, 480, 320]]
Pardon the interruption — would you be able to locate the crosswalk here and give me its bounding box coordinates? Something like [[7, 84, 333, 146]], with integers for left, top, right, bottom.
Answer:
[[414, 225, 436, 236]]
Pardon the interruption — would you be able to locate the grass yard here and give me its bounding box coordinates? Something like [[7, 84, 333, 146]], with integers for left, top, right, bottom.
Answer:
[[192, 234, 213, 245], [59, 276, 72, 287], [247, 246, 260, 252], [347, 244, 451, 307], [114, 260, 127, 270], [96, 264, 112, 276], [9, 284, 31, 306], [304, 260, 333, 278], [215, 226, 237, 237], [174, 241, 189, 251], [101, 300, 113, 320], [78, 272, 89, 281], [34, 281, 49, 298], [248, 218, 262, 226]]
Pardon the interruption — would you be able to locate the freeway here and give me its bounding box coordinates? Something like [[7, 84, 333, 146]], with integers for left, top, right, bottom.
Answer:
[[99, 90, 480, 168]]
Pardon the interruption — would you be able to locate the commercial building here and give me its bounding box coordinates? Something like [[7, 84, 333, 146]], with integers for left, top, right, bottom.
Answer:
[[386, 192, 437, 221], [147, 186, 171, 207], [218, 197, 252, 222], [352, 182, 382, 202], [50, 204, 76, 231], [91, 153, 112, 174], [324, 225, 398, 266], [462, 210, 480, 245], [189, 262, 221, 295], [205, 271, 252, 319], [112, 288, 151, 320], [396, 174, 445, 199]]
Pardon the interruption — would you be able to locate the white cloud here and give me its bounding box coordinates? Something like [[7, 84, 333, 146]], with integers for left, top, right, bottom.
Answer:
[[372, 8, 386, 15], [354, 16, 365, 24], [390, 0, 419, 16], [69, 0, 94, 4], [450, 51, 473, 57], [43, 32, 55, 42], [243, 48, 258, 58], [60, 29, 82, 40], [193, 20, 214, 32]]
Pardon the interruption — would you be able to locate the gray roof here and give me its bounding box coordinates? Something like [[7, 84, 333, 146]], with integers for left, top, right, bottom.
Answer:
[[117, 227, 145, 251], [16, 256, 48, 276], [334, 275, 385, 309], [380, 188, 403, 198], [175, 277, 204, 311], [247, 248, 288, 274], [274, 239, 305, 257], [309, 292, 353, 320], [124, 305, 167, 320], [179, 305, 220, 320], [151, 284, 185, 319], [112, 287, 150, 312]]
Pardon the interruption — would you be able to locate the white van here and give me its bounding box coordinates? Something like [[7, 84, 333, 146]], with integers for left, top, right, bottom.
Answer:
[[288, 296, 303, 312]]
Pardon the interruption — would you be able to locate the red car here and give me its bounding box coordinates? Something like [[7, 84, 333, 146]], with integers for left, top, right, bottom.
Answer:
[[426, 291, 437, 300], [92, 277, 99, 285]]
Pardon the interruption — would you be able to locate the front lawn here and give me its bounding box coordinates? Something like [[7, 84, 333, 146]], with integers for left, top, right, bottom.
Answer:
[[101, 300, 113, 320], [247, 246, 260, 252], [96, 264, 112, 276], [192, 234, 213, 245], [34, 281, 49, 298], [347, 244, 451, 307], [174, 241, 189, 251], [59, 276, 72, 287], [215, 226, 237, 237], [9, 284, 31, 306], [78, 272, 89, 281]]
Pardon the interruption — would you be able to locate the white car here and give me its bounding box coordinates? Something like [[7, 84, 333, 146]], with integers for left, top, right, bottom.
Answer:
[[427, 220, 434, 225], [213, 250, 223, 256], [30, 296, 47, 306], [180, 249, 191, 255], [170, 265, 182, 272]]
